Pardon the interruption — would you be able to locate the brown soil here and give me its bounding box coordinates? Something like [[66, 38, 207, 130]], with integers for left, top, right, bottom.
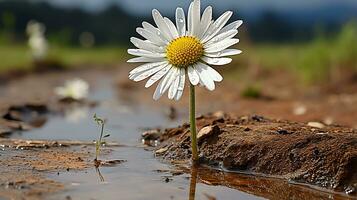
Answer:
[[156, 113, 357, 195], [0, 139, 93, 200], [117, 67, 357, 128]]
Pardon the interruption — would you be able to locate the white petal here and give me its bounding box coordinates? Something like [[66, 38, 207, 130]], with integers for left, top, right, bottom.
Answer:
[[195, 63, 215, 91], [205, 38, 239, 53], [142, 22, 168, 45], [153, 77, 166, 100], [206, 66, 223, 82], [205, 29, 238, 46], [145, 64, 171, 88], [201, 56, 232, 65], [152, 68, 176, 100], [127, 56, 165, 63], [218, 20, 243, 35], [175, 68, 186, 100], [198, 6, 212, 39], [128, 49, 165, 58], [152, 9, 174, 41], [131, 64, 167, 82], [142, 22, 157, 33], [136, 27, 166, 46], [130, 37, 165, 53], [168, 72, 180, 99], [191, 0, 201, 36], [160, 68, 178, 94], [204, 49, 242, 58], [187, 2, 193, 35], [202, 11, 233, 43], [129, 61, 167, 75], [164, 17, 179, 39], [175, 8, 186, 36], [187, 66, 199, 85]]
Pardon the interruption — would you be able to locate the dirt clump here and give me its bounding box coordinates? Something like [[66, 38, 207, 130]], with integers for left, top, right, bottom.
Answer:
[[157, 113, 357, 195]]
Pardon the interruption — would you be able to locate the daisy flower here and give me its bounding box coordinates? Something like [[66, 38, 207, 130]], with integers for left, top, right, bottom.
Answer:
[[128, 0, 242, 101], [55, 79, 89, 101]]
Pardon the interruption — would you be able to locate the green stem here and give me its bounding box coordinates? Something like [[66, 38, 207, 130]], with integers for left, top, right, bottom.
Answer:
[[96, 123, 104, 160], [189, 83, 199, 163], [99, 123, 104, 142]]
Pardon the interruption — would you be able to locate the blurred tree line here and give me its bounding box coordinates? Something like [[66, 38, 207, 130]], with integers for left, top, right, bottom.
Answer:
[[0, 1, 141, 45], [0, 1, 353, 46]]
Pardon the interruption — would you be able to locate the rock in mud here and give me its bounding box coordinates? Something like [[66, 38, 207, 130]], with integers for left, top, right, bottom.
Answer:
[[0, 103, 50, 133], [307, 121, 326, 129], [155, 147, 168, 155], [142, 129, 162, 147], [156, 113, 357, 194], [0, 126, 11, 136], [96, 159, 127, 167], [142, 129, 161, 141], [197, 125, 220, 142]]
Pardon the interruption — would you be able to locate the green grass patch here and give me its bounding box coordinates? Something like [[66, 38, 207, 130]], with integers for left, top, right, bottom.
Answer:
[[241, 85, 262, 99], [0, 45, 31, 73], [0, 44, 127, 73], [227, 22, 357, 84]]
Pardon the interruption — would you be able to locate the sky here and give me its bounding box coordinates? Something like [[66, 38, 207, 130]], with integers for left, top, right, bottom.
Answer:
[[36, 0, 357, 15]]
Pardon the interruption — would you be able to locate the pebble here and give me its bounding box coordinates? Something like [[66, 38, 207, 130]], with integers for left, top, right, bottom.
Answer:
[[212, 111, 225, 118], [307, 122, 325, 129], [142, 129, 161, 140], [197, 125, 220, 142], [345, 185, 355, 195], [323, 117, 334, 125], [293, 105, 307, 115], [155, 147, 168, 155]]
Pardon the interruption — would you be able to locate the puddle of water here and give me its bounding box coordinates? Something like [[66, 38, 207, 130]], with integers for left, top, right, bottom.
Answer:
[[8, 80, 262, 200], [7, 80, 354, 200]]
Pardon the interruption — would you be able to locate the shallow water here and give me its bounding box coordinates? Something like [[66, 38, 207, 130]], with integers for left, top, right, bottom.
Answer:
[[8, 80, 354, 200]]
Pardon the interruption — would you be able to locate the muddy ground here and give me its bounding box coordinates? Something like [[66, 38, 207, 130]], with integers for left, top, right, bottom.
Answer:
[[0, 66, 357, 199], [0, 139, 92, 200], [118, 67, 357, 129], [155, 113, 357, 195]]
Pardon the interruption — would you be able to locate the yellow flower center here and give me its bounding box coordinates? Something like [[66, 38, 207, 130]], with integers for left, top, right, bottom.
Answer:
[[166, 36, 204, 68]]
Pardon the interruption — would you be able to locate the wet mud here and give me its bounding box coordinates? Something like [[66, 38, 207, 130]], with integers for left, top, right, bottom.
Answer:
[[156, 113, 357, 196], [0, 137, 122, 199], [0, 140, 91, 200]]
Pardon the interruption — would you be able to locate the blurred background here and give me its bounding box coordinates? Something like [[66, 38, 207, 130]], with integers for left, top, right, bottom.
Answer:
[[0, 0, 357, 90]]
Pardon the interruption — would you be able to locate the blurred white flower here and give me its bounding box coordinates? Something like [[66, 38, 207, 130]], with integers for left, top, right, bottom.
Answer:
[[26, 20, 48, 60], [55, 79, 89, 100]]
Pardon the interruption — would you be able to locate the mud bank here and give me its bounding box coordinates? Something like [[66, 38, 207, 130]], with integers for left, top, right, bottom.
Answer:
[[156, 113, 357, 195], [0, 139, 93, 200]]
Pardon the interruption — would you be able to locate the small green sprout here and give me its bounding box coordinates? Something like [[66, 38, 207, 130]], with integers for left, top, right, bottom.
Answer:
[[93, 114, 110, 164], [241, 85, 262, 99]]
